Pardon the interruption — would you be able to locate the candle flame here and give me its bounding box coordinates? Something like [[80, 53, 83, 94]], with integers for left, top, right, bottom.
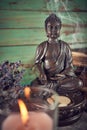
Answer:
[[18, 99, 29, 125], [24, 87, 31, 99]]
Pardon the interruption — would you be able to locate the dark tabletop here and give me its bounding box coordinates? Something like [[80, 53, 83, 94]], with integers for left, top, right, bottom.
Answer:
[[58, 112, 87, 130]]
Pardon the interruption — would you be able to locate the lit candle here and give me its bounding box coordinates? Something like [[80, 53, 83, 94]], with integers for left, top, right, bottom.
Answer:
[[2, 99, 53, 130], [47, 95, 71, 107], [24, 87, 31, 99]]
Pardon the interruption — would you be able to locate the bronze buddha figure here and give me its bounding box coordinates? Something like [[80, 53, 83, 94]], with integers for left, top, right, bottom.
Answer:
[[31, 13, 83, 92]]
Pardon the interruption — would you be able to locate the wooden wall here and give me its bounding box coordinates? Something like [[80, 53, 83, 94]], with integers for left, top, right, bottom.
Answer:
[[0, 0, 87, 85]]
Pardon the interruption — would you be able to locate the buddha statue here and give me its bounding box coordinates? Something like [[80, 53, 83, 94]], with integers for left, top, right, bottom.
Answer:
[[31, 14, 83, 92]]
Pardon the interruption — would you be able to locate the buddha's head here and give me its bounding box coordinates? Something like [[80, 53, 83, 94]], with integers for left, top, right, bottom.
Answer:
[[45, 14, 61, 39]]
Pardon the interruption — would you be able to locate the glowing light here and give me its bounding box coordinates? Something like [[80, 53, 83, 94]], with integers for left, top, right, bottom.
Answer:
[[24, 87, 31, 99], [18, 99, 29, 125]]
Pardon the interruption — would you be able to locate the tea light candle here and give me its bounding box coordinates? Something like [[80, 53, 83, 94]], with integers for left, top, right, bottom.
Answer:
[[2, 112, 53, 130], [57, 95, 71, 107], [2, 100, 53, 130]]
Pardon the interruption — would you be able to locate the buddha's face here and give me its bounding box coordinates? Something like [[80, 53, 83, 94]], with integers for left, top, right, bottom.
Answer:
[[46, 21, 61, 39]]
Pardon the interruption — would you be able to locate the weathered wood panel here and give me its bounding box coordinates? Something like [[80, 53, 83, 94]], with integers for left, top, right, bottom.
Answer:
[[0, 1, 87, 48], [46, 0, 87, 12], [0, 0, 46, 11], [0, 11, 46, 28], [0, 10, 87, 47], [0, 46, 37, 63], [72, 52, 87, 67], [0, 0, 87, 12], [0, 29, 46, 46], [0, 11, 87, 28], [0, 29, 87, 48]]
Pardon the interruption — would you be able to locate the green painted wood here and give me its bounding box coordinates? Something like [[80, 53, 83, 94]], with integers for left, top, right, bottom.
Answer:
[[0, 11, 47, 28], [0, 0, 87, 11], [20, 67, 37, 86], [0, 29, 46, 46], [46, 0, 87, 12], [0, 29, 87, 47], [0, 10, 86, 47], [0, 11, 87, 28], [0, 0, 46, 10], [0, 46, 37, 64]]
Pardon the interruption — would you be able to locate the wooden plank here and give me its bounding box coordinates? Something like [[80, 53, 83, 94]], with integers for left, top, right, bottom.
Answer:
[[0, 11, 87, 28], [60, 32, 87, 45], [0, 11, 46, 28], [0, 0, 46, 11], [0, 29, 46, 46], [0, 29, 87, 47], [72, 51, 87, 67], [46, 0, 87, 12], [0, 0, 86, 12], [70, 43, 87, 49], [0, 46, 37, 64]]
